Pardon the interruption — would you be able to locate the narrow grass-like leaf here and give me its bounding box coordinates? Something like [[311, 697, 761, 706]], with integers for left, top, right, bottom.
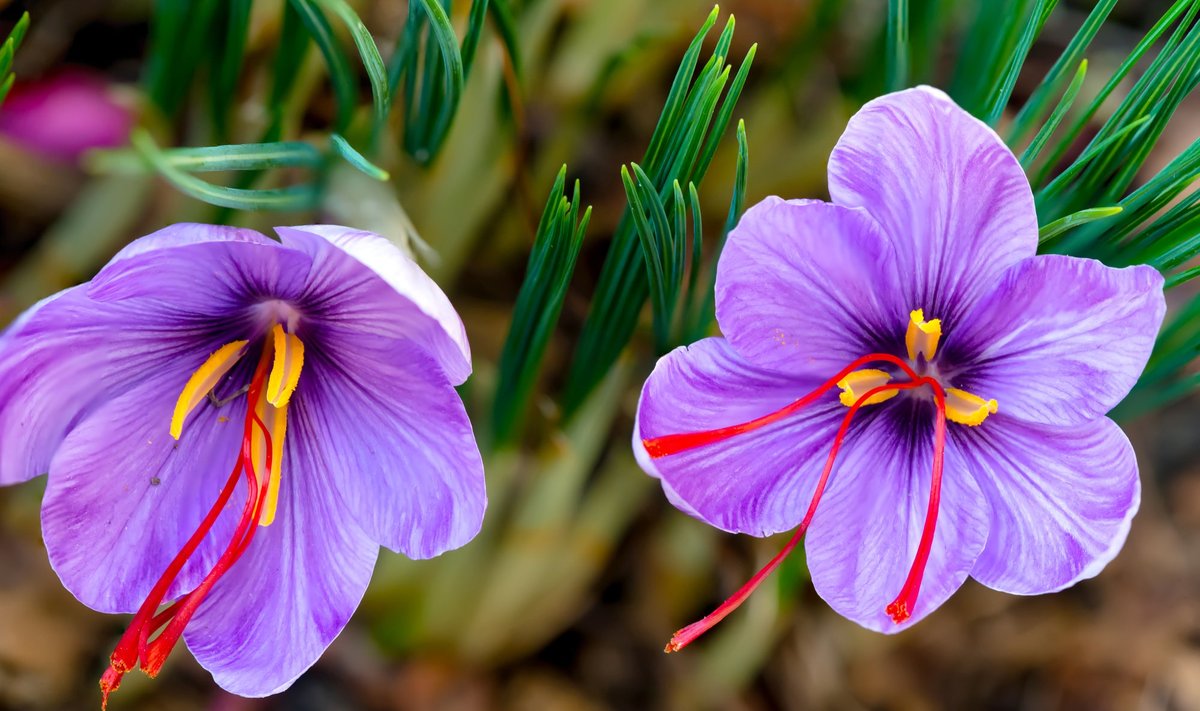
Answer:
[[90, 141, 323, 174], [563, 9, 753, 414], [886, 0, 909, 92], [493, 167, 589, 445], [1032, 0, 1196, 189], [1009, 0, 1116, 143], [461, 0, 490, 79], [1038, 206, 1122, 242], [7, 11, 29, 52], [210, 0, 252, 139], [1019, 59, 1086, 168], [0, 74, 12, 107], [144, 0, 222, 116], [132, 131, 319, 211], [289, 0, 357, 131], [983, 0, 1057, 125], [1036, 116, 1153, 201], [488, 0, 523, 79], [331, 134, 390, 180], [0, 40, 12, 80], [316, 0, 391, 129], [692, 119, 748, 340], [642, 6, 720, 175], [265, 2, 312, 140]]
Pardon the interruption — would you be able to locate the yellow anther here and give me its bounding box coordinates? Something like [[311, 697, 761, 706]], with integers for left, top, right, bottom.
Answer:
[[945, 388, 998, 426], [266, 324, 305, 407], [250, 391, 288, 527], [837, 368, 900, 407], [905, 309, 942, 362], [170, 340, 249, 440]]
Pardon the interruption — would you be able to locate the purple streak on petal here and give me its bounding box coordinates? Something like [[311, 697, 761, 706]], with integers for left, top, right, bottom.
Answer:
[[103, 223, 274, 268], [184, 438, 378, 697], [0, 289, 218, 485], [827, 86, 1037, 323], [0, 230, 315, 485], [962, 415, 1139, 594], [276, 226, 472, 385], [635, 337, 846, 537], [805, 408, 990, 632], [40, 371, 249, 613], [295, 336, 486, 559], [716, 198, 904, 377], [947, 256, 1165, 425], [0, 70, 134, 163], [87, 235, 312, 316]]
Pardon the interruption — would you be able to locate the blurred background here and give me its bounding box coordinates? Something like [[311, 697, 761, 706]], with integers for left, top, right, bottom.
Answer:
[[1, 0, 1200, 709]]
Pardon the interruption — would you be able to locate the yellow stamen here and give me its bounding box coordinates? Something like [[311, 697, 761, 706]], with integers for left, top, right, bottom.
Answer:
[[266, 324, 305, 407], [170, 340, 249, 440], [945, 388, 998, 426], [837, 368, 900, 407], [905, 309, 942, 362], [251, 389, 289, 527]]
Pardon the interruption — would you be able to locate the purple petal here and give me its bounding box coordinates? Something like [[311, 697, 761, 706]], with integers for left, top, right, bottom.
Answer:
[[184, 438, 378, 696], [805, 411, 990, 632], [276, 226, 472, 385], [715, 198, 904, 377], [634, 337, 846, 537], [87, 230, 311, 310], [0, 229, 311, 486], [102, 223, 274, 267], [40, 370, 249, 613], [963, 415, 1139, 594], [295, 336, 486, 559], [827, 86, 1037, 323], [946, 255, 1165, 425]]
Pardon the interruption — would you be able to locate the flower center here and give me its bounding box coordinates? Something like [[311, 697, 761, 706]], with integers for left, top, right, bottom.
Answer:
[[644, 309, 998, 652], [99, 324, 306, 708], [838, 309, 998, 427]]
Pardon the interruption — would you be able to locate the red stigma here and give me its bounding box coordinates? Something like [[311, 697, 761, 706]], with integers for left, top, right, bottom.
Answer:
[[100, 350, 276, 705], [643, 353, 920, 458], [654, 354, 952, 651], [885, 380, 947, 625]]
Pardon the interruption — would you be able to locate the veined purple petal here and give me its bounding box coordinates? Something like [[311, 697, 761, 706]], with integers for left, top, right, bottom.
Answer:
[[294, 336, 485, 559], [185, 435, 378, 697], [946, 255, 1165, 425], [0, 227, 312, 486], [102, 223, 275, 267], [805, 409, 990, 632], [827, 86, 1037, 324], [276, 226, 472, 385], [716, 198, 904, 378], [635, 337, 845, 537], [87, 233, 312, 313], [40, 369, 248, 613], [962, 415, 1139, 594]]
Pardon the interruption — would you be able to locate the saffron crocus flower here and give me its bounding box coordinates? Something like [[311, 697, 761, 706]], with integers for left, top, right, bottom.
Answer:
[[0, 69, 134, 163], [634, 87, 1166, 648], [0, 224, 485, 704]]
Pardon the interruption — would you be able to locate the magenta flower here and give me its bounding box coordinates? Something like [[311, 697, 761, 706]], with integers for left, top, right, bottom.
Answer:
[[634, 87, 1165, 648], [0, 224, 485, 703], [0, 69, 134, 163]]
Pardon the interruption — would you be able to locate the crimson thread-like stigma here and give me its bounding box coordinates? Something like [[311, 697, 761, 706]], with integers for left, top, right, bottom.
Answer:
[[643, 353, 922, 458], [885, 380, 947, 623], [664, 377, 934, 652], [100, 351, 276, 709]]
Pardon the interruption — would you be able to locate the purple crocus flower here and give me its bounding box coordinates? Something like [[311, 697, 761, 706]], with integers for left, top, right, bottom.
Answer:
[[0, 69, 134, 163], [0, 224, 485, 704], [634, 87, 1166, 649]]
